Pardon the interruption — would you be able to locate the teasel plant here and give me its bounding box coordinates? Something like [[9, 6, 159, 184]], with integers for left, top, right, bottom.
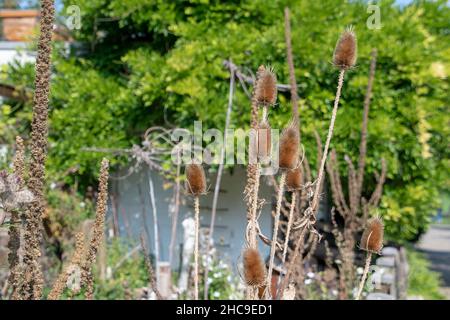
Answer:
[[20, 0, 55, 300], [243, 65, 277, 299], [278, 26, 357, 299], [185, 163, 207, 300], [241, 247, 267, 299], [325, 49, 387, 299], [355, 216, 384, 300], [266, 121, 300, 299], [81, 158, 110, 300]]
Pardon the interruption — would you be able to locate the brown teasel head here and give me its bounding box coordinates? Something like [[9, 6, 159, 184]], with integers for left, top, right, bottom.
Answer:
[[185, 163, 207, 196], [279, 123, 300, 170], [285, 166, 302, 191], [333, 26, 357, 70], [255, 65, 277, 106], [360, 216, 384, 254], [257, 121, 271, 161], [243, 248, 266, 287]]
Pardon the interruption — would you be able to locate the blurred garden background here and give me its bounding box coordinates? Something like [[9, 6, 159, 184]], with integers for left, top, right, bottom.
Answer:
[[0, 0, 449, 300]]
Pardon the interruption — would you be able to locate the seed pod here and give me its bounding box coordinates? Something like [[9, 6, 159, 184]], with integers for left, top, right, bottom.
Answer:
[[286, 166, 302, 191], [257, 121, 271, 161], [360, 217, 384, 254], [255, 66, 277, 106], [279, 124, 300, 170], [243, 248, 266, 287], [333, 27, 357, 70], [185, 164, 207, 196]]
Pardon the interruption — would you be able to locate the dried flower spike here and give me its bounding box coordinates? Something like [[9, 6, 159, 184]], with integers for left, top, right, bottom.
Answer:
[[286, 166, 302, 191], [333, 27, 357, 70], [243, 248, 266, 287], [279, 124, 300, 170], [360, 216, 384, 254], [255, 66, 277, 106]]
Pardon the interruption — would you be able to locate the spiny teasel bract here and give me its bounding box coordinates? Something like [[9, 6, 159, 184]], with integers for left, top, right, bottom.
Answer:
[[333, 26, 357, 70], [81, 158, 109, 300], [243, 248, 266, 287], [279, 123, 300, 170], [285, 166, 302, 192], [257, 121, 271, 161], [255, 65, 277, 106], [360, 216, 384, 254], [185, 163, 207, 196]]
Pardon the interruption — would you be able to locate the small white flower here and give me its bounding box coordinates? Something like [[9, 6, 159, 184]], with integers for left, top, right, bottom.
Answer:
[[357, 267, 364, 275], [50, 182, 57, 190], [79, 201, 86, 208], [304, 279, 312, 285], [332, 290, 338, 296], [307, 272, 315, 278], [213, 291, 220, 298]]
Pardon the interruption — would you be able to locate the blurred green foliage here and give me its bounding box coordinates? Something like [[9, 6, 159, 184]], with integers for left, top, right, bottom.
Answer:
[[407, 248, 446, 300], [0, 0, 448, 242]]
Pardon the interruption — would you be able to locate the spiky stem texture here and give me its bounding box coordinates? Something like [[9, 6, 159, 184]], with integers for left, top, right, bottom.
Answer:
[[355, 252, 372, 300], [140, 233, 163, 300], [311, 70, 345, 215], [22, 0, 54, 300], [281, 192, 296, 266], [82, 158, 109, 300], [7, 136, 26, 299], [266, 172, 286, 299], [48, 232, 85, 300]]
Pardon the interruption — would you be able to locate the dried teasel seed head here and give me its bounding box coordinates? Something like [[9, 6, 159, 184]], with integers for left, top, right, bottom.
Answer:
[[286, 166, 302, 191], [333, 26, 357, 70], [279, 123, 300, 170], [255, 65, 277, 106], [243, 248, 266, 287], [360, 216, 384, 254], [185, 163, 207, 196], [257, 121, 271, 161]]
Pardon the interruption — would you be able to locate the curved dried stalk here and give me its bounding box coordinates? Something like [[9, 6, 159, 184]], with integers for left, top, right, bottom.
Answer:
[[355, 252, 372, 300]]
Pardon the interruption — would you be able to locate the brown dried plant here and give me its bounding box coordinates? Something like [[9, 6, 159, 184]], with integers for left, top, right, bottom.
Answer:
[[243, 248, 266, 288], [185, 163, 207, 300], [140, 233, 163, 300], [81, 158, 109, 300], [48, 232, 85, 300], [21, 0, 55, 300], [326, 49, 387, 299], [7, 136, 26, 299], [355, 217, 384, 300]]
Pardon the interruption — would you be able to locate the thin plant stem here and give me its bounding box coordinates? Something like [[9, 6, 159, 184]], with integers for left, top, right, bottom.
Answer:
[[266, 172, 286, 299], [281, 192, 296, 265], [311, 69, 345, 214], [148, 175, 160, 286], [204, 67, 235, 299], [169, 149, 181, 267], [355, 252, 372, 300], [140, 233, 163, 300], [249, 164, 261, 249], [193, 196, 200, 300]]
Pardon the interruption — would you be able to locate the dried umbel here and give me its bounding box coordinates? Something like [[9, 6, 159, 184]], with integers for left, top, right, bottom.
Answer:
[[255, 66, 277, 106], [257, 121, 271, 161], [243, 248, 266, 287], [279, 124, 300, 170], [360, 217, 384, 254], [185, 163, 207, 196], [285, 166, 302, 191], [333, 27, 357, 70]]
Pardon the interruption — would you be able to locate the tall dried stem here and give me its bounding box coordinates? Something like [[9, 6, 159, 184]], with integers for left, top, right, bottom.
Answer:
[[266, 173, 286, 299], [22, 0, 55, 300], [281, 192, 296, 266], [82, 158, 109, 300], [140, 233, 163, 300], [193, 196, 200, 300], [355, 252, 372, 300]]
